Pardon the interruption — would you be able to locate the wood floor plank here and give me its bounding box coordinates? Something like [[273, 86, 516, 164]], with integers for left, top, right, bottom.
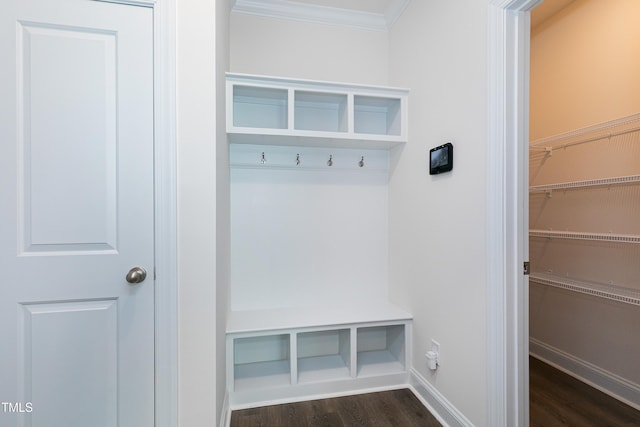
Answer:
[[391, 389, 442, 427], [362, 390, 408, 426], [301, 399, 344, 427], [530, 356, 640, 427], [333, 392, 371, 426], [307, 411, 344, 427]]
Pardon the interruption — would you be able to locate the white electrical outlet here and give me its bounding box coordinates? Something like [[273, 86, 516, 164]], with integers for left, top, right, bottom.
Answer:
[[431, 339, 440, 364]]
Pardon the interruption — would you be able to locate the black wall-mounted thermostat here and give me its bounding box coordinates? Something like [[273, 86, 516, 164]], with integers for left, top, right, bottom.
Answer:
[[429, 142, 453, 175]]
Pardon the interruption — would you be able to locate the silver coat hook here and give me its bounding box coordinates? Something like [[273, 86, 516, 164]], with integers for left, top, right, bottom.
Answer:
[[296, 153, 300, 166], [358, 156, 364, 168], [260, 152, 266, 164], [327, 154, 333, 167]]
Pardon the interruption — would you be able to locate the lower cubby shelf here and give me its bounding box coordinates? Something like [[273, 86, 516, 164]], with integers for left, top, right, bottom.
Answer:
[[297, 329, 351, 384], [297, 355, 350, 383], [233, 334, 291, 392], [234, 360, 291, 391], [357, 325, 405, 377], [226, 304, 412, 407]]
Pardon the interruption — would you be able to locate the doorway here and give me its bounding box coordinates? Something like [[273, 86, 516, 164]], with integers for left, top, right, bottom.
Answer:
[[487, 1, 538, 426], [528, 0, 640, 416]]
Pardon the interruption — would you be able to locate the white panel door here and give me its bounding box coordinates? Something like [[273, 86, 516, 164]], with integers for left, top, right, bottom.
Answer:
[[0, 0, 154, 426]]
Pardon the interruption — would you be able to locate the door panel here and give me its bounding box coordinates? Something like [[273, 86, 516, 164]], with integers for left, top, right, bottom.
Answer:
[[1, 1, 154, 426], [20, 300, 118, 426], [18, 22, 118, 253]]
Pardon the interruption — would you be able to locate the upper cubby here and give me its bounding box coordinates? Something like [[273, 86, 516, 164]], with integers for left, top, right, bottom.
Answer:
[[226, 73, 409, 149], [354, 95, 401, 136], [233, 85, 288, 129]]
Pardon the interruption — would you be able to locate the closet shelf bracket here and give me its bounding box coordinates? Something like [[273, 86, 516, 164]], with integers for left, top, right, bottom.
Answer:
[[529, 145, 552, 156]]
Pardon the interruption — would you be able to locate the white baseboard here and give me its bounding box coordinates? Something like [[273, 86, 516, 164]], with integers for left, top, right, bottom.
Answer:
[[219, 390, 231, 427], [530, 338, 640, 411], [409, 368, 474, 427]]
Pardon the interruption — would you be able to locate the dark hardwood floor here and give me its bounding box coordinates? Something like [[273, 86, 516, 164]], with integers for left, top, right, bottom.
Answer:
[[530, 356, 640, 427], [230, 388, 442, 427], [231, 359, 640, 426]]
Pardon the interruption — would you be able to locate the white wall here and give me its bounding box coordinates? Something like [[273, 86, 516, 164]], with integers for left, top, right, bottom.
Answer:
[[388, 1, 488, 425], [228, 12, 392, 312], [230, 147, 389, 311], [177, 0, 229, 424], [230, 13, 389, 85]]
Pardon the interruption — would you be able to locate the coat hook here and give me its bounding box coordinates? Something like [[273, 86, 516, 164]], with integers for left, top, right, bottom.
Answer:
[[296, 153, 300, 166], [260, 152, 266, 164], [327, 154, 333, 167], [358, 156, 364, 168]]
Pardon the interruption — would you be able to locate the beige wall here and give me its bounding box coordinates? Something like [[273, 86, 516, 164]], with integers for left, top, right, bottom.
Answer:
[[388, 1, 488, 424], [530, 0, 640, 140], [530, 0, 640, 398]]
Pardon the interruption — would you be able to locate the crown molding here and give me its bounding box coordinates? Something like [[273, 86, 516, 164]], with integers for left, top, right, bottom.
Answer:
[[92, 0, 156, 6], [384, 0, 411, 28], [232, 0, 411, 32]]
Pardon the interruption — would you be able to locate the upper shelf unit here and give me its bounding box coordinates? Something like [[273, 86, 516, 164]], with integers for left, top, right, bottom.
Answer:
[[226, 73, 409, 149]]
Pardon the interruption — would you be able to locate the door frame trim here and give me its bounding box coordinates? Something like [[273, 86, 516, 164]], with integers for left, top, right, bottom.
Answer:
[[151, 0, 178, 426], [487, 1, 539, 426], [92, 0, 177, 425]]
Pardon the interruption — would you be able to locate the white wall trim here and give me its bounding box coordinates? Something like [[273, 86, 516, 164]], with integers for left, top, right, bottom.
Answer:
[[486, 1, 541, 426], [232, 0, 386, 31], [152, 0, 178, 426], [231, 0, 411, 32], [486, 5, 508, 425], [219, 390, 231, 427], [384, 0, 411, 29], [92, 0, 157, 7], [409, 369, 473, 427], [530, 338, 640, 411]]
